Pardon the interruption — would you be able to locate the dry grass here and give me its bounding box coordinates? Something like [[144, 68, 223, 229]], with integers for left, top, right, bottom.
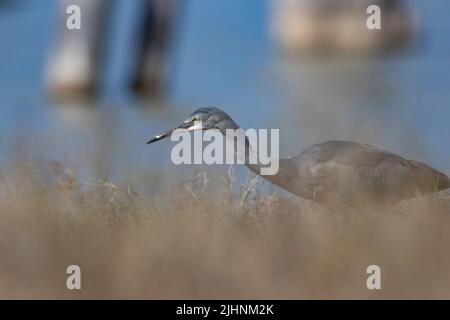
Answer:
[[0, 162, 449, 299]]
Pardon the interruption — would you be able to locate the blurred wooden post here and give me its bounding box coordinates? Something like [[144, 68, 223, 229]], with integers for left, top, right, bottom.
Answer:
[[46, 0, 180, 100], [45, 0, 109, 99], [131, 0, 180, 99], [270, 0, 415, 56]]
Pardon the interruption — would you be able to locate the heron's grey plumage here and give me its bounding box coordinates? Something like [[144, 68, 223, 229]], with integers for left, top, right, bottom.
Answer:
[[267, 141, 450, 206], [147, 107, 450, 207]]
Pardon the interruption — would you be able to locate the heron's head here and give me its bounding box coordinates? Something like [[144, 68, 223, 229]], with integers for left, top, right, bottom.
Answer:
[[146, 107, 235, 144]]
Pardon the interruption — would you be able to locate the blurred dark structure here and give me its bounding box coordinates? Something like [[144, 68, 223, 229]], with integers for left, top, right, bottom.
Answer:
[[271, 0, 415, 56], [132, 0, 179, 98], [45, 0, 180, 100]]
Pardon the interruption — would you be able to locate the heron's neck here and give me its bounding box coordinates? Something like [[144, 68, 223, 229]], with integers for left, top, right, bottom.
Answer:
[[224, 124, 282, 180]]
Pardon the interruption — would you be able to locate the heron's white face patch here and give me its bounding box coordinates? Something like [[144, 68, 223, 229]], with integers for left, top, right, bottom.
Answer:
[[187, 122, 203, 131]]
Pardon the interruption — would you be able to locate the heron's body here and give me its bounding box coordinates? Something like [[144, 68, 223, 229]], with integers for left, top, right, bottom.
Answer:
[[147, 107, 450, 207], [262, 140, 449, 206]]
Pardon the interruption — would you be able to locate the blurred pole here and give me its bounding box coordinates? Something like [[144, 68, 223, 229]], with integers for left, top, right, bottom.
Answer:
[[270, 0, 415, 56], [45, 0, 110, 99], [45, 0, 180, 101], [131, 0, 180, 99]]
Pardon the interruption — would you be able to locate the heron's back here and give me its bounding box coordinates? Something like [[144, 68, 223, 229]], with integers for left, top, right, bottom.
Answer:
[[276, 140, 449, 206]]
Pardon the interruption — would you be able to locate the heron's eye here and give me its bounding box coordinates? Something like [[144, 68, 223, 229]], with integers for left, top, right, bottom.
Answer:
[[193, 116, 201, 123]]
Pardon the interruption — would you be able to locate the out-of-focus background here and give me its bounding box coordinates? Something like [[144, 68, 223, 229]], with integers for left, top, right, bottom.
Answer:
[[1, 0, 450, 299]]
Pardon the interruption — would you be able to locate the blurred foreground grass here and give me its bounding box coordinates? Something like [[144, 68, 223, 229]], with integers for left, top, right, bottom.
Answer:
[[0, 162, 449, 299]]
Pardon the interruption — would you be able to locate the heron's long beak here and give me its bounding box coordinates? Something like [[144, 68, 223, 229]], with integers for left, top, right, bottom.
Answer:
[[146, 121, 193, 144]]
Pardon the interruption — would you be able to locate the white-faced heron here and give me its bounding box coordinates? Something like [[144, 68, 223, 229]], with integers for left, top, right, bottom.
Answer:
[[147, 107, 450, 207]]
